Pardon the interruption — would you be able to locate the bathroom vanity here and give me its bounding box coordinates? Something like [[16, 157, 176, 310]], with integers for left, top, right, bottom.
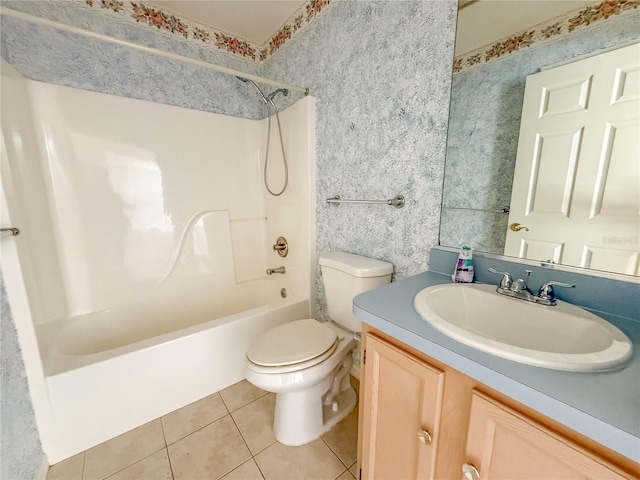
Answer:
[[353, 269, 640, 480]]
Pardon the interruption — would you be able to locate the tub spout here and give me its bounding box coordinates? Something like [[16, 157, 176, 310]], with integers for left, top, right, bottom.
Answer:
[[266, 266, 286, 275]]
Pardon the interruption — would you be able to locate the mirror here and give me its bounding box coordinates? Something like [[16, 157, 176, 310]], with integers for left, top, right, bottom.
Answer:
[[441, 0, 640, 276]]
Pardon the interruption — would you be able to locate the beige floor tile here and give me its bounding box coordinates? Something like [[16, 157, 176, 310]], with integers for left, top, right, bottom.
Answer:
[[220, 380, 268, 412], [168, 414, 251, 480], [105, 449, 172, 480], [220, 459, 264, 480], [336, 469, 356, 480], [47, 452, 85, 480], [322, 406, 359, 466], [231, 393, 276, 454], [255, 439, 345, 480], [162, 392, 228, 444], [83, 420, 165, 480], [349, 462, 357, 478]]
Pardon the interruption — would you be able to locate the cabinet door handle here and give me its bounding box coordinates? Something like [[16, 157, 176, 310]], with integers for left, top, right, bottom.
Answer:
[[417, 429, 432, 445], [462, 463, 480, 480]]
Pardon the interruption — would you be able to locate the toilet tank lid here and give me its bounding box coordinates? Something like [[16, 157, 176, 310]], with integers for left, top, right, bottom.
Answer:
[[319, 252, 393, 277]]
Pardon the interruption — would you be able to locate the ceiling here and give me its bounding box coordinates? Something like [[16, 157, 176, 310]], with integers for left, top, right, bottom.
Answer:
[[146, 1, 595, 53]]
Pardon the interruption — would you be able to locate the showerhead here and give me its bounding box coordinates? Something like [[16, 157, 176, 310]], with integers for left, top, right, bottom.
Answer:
[[236, 76, 268, 104], [266, 88, 289, 104]]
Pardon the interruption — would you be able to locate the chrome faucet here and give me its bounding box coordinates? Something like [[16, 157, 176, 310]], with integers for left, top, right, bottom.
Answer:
[[266, 266, 286, 275], [488, 268, 575, 306]]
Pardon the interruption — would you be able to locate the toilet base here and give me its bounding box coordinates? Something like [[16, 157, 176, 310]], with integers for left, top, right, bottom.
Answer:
[[273, 382, 357, 446]]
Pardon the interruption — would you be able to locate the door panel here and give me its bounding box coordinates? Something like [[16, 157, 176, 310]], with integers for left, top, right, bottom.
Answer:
[[505, 43, 640, 275]]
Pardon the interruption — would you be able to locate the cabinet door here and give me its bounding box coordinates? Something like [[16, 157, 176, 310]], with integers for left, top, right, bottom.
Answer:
[[361, 334, 445, 480], [464, 391, 633, 480]]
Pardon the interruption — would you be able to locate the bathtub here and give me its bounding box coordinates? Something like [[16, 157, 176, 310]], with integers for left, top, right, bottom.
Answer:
[[42, 289, 309, 462]]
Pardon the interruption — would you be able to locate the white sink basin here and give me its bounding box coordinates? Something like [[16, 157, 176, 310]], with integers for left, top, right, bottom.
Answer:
[[413, 283, 633, 372]]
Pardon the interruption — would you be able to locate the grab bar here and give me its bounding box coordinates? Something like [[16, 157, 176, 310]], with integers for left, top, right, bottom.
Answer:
[[1, 227, 20, 236], [327, 195, 405, 209], [442, 206, 510, 214]]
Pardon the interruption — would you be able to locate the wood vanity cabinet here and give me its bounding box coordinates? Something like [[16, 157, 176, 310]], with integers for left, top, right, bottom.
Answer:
[[465, 391, 633, 480], [357, 325, 639, 480], [359, 333, 445, 479]]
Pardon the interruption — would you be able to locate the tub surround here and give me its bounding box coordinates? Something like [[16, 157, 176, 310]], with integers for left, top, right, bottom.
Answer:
[[1, 72, 316, 462], [353, 248, 640, 463]]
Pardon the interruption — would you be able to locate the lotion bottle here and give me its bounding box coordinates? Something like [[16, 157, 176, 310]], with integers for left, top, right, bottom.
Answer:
[[452, 246, 474, 283]]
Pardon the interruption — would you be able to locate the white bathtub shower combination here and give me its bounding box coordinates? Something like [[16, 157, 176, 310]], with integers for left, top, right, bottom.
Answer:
[[1, 68, 316, 462]]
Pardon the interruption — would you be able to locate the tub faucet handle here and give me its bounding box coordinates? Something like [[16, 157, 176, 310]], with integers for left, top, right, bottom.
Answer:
[[272, 236, 288, 257]]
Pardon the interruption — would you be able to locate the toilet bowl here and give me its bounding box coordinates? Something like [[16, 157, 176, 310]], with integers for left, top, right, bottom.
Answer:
[[245, 252, 393, 446]]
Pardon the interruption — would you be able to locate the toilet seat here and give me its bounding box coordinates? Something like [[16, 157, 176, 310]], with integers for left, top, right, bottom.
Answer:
[[247, 319, 339, 373]]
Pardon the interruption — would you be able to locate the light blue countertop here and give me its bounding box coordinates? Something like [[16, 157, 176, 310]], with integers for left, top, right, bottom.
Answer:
[[353, 271, 640, 463]]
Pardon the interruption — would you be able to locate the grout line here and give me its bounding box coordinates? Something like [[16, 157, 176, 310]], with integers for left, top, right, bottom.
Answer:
[[228, 411, 255, 459], [320, 436, 351, 470], [159, 416, 169, 447], [164, 447, 176, 480], [158, 419, 176, 480], [80, 451, 87, 480], [101, 447, 168, 480], [164, 413, 231, 447], [222, 390, 270, 414], [221, 459, 262, 480], [250, 439, 277, 457], [333, 467, 349, 480]]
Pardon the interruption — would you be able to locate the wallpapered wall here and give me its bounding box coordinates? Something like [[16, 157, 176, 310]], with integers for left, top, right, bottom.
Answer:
[[0, 0, 457, 472], [262, 0, 458, 319], [441, 9, 640, 254], [0, 0, 270, 119], [1, 273, 43, 480]]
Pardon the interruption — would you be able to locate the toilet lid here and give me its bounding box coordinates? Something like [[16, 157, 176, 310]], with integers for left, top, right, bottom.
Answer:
[[247, 319, 338, 367]]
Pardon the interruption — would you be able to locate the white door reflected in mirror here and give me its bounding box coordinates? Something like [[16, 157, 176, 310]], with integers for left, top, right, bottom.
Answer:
[[505, 43, 640, 276]]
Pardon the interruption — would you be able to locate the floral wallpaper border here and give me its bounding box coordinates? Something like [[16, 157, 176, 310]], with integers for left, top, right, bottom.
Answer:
[[454, 0, 639, 73], [79, 0, 333, 61]]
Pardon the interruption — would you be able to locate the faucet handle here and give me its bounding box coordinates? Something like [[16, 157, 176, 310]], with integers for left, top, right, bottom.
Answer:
[[537, 281, 576, 303], [488, 268, 513, 289]]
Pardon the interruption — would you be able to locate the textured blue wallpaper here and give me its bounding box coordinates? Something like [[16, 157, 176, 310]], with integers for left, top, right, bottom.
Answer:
[[262, 0, 458, 319], [0, 272, 43, 480], [442, 10, 640, 254], [0, 0, 274, 119]]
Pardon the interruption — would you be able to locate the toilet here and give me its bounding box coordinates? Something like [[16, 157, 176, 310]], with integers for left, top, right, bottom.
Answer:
[[245, 251, 393, 446]]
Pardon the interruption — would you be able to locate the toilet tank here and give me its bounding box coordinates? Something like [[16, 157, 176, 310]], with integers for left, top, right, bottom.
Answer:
[[319, 252, 393, 332]]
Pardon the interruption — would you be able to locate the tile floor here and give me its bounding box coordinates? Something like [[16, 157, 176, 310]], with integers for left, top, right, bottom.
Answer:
[[47, 378, 360, 480]]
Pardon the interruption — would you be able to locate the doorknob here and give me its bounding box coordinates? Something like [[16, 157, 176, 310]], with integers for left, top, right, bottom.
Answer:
[[417, 429, 432, 445], [462, 463, 480, 480], [509, 222, 529, 232]]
